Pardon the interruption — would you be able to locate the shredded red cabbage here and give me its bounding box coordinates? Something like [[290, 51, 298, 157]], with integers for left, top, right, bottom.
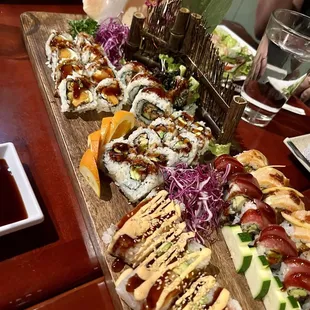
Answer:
[[162, 163, 229, 243], [96, 18, 129, 67]]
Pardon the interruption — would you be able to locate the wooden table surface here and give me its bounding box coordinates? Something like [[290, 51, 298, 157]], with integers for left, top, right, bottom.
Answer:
[[1, 2, 310, 310]]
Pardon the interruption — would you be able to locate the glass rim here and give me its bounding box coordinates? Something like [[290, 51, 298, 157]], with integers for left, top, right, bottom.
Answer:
[[272, 8, 310, 41]]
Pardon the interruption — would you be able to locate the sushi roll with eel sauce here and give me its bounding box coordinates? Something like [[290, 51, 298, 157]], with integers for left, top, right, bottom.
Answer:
[[58, 75, 96, 113], [131, 87, 173, 125], [95, 78, 125, 113]]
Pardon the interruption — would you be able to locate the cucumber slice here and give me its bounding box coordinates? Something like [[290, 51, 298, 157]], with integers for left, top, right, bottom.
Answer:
[[263, 277, 287, 310], [238, 232, 252, 243], [222, 226, 253, 273], [286, 296, 301, 310], [258, 255, 269, 268], [245, 248, 271, 299]]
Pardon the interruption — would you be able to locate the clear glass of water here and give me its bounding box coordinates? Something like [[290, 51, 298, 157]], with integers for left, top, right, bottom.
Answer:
[[241, 9, 310, 127]]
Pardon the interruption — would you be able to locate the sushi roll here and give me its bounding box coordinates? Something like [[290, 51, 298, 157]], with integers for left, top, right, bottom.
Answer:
[[239, 199, 276, 234], [170, 111, 194, 129], [102, 137, 133, 177], [117, 61, 147, 87], [85, 59, 115, 84], [74, 32, 95, 51], [124, 73, 161, 105], [168, 76, 200, 115], [173, 276, 234, 310], [256, 225, 298, 267], [251, 166, 290, 189], [263, 187, 305, 213], [115, 239, 212, 310], [187, 120, 212, 157], [214, 154, 245, 176], [235, 149, 268, 172], [130, 87, 173, 125], [166, 132, 198, 165], [45, 30, 75, 66], [222, 173, 262, 222], [279, 257, 310, 302], [95, 78, 125, 113], [149, 117, 178, 144], [53, 59, 84, 88], [108, 191, 184, 265], [281, 220, 310, 253], [127, 128, 162, 154], [81, 43, 105, 64], [281, 211, 310, 252], [115, 154, 163, 203], [58, 75, 96, 113], [146, 147, 179, 167], [167, 76, 190, 109]]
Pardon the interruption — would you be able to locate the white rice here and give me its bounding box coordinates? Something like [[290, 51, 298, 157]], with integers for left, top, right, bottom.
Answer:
[[300, 250, 310, 261], [302, 297, 310, 310], [102, 224, 117, 245], [115, 268, 142, 310], [227, 298, 243, 310], [58, 75, 97, 113], [130, 89, 173, 125], [280, 221, 294, 237], [240, 200, 257, 218], [95, 78, 125, 113]]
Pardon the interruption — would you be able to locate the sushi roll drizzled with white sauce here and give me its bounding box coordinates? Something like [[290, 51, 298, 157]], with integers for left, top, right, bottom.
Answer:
[[105, 191, 241, 310], [58, 75, 96, 113], [95, 78, 125, 113], [130, 87, 173, 125]]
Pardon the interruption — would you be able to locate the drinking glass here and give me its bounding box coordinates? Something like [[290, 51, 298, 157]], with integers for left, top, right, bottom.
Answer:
[[241, 9, 310, 127]]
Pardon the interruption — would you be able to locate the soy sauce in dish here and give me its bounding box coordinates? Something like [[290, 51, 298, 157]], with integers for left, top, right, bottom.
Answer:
[[0, 159, 27, 226]]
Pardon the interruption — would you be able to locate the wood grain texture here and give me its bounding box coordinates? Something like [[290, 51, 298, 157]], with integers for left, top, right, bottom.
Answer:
[[20, 11, 264, 310]]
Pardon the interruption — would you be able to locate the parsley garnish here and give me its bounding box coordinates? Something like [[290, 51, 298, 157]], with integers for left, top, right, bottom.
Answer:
[[68, 18, 99, 38]]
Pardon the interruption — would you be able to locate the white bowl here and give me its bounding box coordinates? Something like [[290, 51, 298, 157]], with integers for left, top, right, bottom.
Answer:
[[0, 142, 44, 236]]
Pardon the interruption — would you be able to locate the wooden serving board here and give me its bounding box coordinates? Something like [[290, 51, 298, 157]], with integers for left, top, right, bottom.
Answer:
[[20, 11, 264, 310]]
